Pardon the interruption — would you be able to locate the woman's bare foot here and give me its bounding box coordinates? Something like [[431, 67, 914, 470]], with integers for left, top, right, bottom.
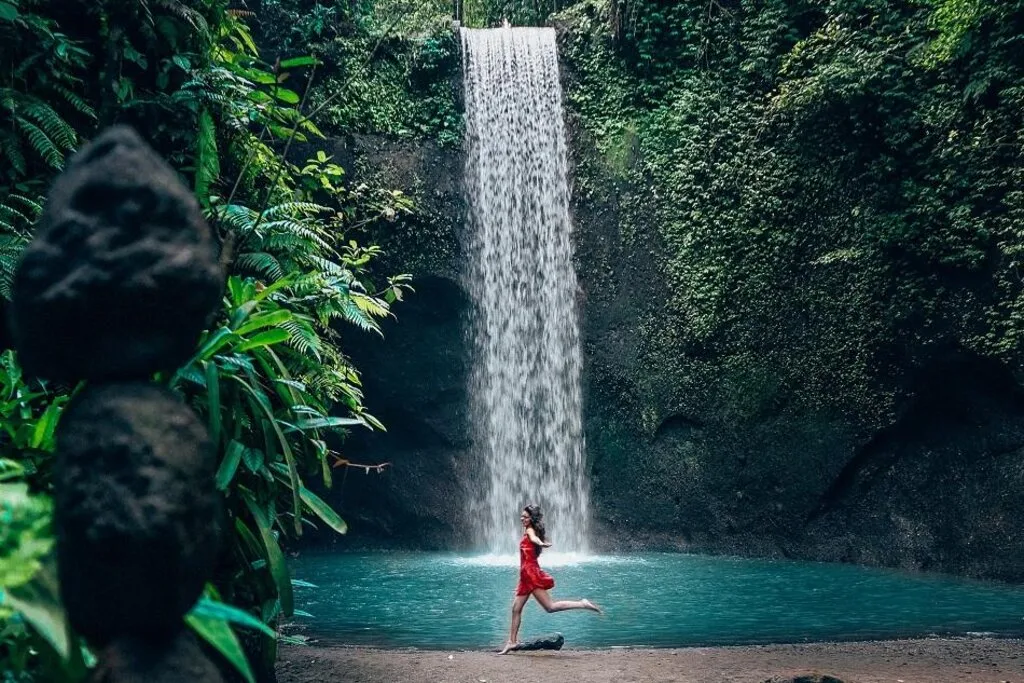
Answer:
[[581, 599, 603, 615], [498, 641, 518, 654]]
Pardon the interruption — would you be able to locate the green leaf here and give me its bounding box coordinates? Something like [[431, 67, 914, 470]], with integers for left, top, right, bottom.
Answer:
[[215, 440, 244, 491], [285, 416, 363, 433], [236, 329, 290, 352], [272, 88, 301, 104], [242, 447, 265, 474], [5, 564, 71, 660], [197, 328, 240, 362], [29, 401, 63, 450], [240, 67, 277, 85], [0, 458, 25, 482], [242, 492, 294, 616], [299, 486, 347, 535], [279, 56, 319, 69], [186, 612, 256, 683], [235, 310, 292, 336], [205, 361, 221, 447], [0, 2, 19, 22], [195, 108, 220, 208], [189, 597, 276, 638]]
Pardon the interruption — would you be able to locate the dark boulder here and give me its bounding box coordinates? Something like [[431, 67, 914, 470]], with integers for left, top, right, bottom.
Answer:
[[508, 632, 565, 651]]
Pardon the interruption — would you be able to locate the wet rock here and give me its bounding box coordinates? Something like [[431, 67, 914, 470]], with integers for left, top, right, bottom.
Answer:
[[53, 382, 219, 645], [95, 631, 225, 683], [508, 633, 564, 651], [10, 125, 223, 383]]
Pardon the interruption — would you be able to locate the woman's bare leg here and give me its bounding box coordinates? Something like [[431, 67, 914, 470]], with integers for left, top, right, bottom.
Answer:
[[532, 589, 603, 614], [499, 594, 529, 654]]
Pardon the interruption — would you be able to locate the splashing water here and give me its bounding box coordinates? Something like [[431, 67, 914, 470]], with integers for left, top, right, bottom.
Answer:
[[461, 26, 590, 554]]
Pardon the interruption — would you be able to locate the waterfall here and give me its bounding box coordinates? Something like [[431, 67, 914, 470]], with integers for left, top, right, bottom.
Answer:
[[461, 26, 590, 555]]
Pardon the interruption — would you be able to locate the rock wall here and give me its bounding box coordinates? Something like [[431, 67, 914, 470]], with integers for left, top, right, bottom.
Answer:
[[307, 135, 475, 550]]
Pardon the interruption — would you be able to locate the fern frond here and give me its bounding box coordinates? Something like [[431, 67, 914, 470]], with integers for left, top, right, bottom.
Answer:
[[291, 272, 326, 291], [350, 291, 391, 319], [261, 202, 327, 221], [0, 202, 35, 227], [0, 234, 27, 299], [21, 99, 77, 150], [54, 86, 97, 118], [4, 194, 43, 216], [282, 317, 322, 360], [0, 135, 27, 176], [15, 118, 63, 168], [214, 203, 258, 233], [310, 256, 350, 278], [152, 0, 210, 39], [262, 219, 332, 252], [335, 296, 382, 335], [264, 233, 310, 253], [235, 251, 285, 281]]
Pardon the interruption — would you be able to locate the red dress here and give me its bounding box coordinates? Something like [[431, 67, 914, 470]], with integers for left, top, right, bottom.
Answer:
[[516, 534, 555, 596]]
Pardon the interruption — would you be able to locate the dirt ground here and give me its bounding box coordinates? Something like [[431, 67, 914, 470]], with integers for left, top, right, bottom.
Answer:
[[276, 637, 1024, 683]]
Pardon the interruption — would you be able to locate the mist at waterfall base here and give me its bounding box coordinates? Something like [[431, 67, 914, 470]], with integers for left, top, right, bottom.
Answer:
[[287, 551, 1024, 649]]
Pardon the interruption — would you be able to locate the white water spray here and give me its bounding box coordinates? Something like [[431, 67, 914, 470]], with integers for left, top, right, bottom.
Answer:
[[461, 26, 590, 554]]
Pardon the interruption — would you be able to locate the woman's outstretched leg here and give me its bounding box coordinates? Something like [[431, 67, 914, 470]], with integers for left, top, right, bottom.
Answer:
[[499, 595, 529, 654], [532, 589, 603, 614]]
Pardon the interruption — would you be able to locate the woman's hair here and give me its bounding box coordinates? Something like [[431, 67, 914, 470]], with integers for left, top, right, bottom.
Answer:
[[523, 504, 546, 555]]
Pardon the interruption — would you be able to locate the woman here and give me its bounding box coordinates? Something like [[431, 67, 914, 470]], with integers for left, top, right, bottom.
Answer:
[[499, 504, 602, 654]]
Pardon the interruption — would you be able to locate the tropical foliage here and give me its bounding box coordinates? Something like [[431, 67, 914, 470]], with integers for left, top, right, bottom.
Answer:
[[557, 0, 1024, 427], [0, 0, 417, 680]]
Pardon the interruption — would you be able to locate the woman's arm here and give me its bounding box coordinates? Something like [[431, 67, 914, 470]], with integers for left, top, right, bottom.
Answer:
[[526, 528, 551, 547]]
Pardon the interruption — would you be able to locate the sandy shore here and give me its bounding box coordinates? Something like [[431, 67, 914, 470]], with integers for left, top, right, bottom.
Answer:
[[276, 637, 1024, 682]]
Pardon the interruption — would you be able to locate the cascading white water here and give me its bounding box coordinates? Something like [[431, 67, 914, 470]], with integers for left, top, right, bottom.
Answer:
[[461, 26, 590, 555]]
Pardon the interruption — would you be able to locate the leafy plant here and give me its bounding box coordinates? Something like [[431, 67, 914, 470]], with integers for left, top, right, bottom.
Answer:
[[0, 1, 420, 680]]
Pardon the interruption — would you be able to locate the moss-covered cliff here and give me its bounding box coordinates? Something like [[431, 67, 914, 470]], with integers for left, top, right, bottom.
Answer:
[[284, 0, 1024, 581], [556, 0, 1024, 580]]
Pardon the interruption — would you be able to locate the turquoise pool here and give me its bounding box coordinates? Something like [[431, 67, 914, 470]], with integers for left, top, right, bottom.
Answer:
[[287, 551, 1024, 649]]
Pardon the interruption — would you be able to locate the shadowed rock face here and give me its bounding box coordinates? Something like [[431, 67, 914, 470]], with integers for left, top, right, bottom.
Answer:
[[10, 125, 223, 383], [53, 382, 220, 646]]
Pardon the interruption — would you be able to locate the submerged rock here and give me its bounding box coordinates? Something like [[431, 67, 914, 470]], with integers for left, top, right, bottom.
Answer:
[[53, 382, 219, 645], [10, 125, 223, 382]]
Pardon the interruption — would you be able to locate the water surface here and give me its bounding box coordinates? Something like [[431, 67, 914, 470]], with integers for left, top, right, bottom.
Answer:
[[289, 552, 1024, 649]]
